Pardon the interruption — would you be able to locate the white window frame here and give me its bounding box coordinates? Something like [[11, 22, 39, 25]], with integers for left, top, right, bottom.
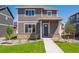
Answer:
[[47, 11, 52, 16], [24, 23, 36, 33], [0, 13, 12, 19], [0, 13, 8, 20], [5, 16, 8, 20], [25, 9, 36, 16]]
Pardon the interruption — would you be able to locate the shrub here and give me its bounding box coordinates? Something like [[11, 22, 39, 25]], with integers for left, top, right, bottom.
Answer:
[[30, 34, 40, 40], [6, 26, 13, 40], [6, 26, 13, 36], [5, 35, 10, 40], [62, 34, 74, 39], [35, 34, 40, 39], [5, 34, 17, 40], [10, 34, 17, 39]]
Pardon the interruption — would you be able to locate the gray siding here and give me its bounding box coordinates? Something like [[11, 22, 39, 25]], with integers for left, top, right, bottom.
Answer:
[[0, 7, 12, 19], [50, 20, 59, 35], [0, 14, 13, 25], [17, 6, 60, 39], [0, 6, 13, 37], [0, 25, 7, 37], [18, 22, 40, 34], [18, 8, 57, 21], [18, 23, 24, 34], [18, 8, 41, 21]]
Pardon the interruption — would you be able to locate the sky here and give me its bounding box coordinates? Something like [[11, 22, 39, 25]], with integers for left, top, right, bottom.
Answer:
[[8, 5, 79, 23]]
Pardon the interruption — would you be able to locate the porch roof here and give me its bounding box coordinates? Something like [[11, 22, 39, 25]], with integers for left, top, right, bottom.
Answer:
[[39, 16, 62, 20]]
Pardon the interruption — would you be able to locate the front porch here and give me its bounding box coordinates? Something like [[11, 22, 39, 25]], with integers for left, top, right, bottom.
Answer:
[[18, 20, 61, 40], [40, 20, 61, 40]]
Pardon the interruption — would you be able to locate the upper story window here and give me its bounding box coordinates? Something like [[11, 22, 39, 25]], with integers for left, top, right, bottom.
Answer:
[[76, 14, 79, 18], [25, 9, 35, 16], [0, 13, 8, 20], [71, 15, 76, 20], [47, 11, 52, 16], [76, 14, 79, 21]]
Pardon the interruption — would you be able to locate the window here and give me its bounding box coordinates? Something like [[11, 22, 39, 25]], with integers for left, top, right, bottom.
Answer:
[[25, 24, 36, 33], [25, 9, 35, 16], [76, 14, 79, 21], [76, 14, 79, 18], [0, 14, 8, 20], [47, 11, 52, 16], [5, 16, 8, 20], [71, 15, 76, 21], [32, 24, 35, 32]]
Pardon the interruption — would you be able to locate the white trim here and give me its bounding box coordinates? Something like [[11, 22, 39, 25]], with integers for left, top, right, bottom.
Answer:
[[43, 23, 50, 36], [24, 23, 25, 33], [49, 21, 50, 34], [41, 9, 43, 17], [24, 23, 36, 34], [0, 24, 13, 26], [0, 13, 12, 19], [40, 21, 42, 39], [35, 24, 36, 34], [18, 21, 38, 23], [17, 9, 18, 34], [59, 21, 62, 39], [25, 9, 36, 17], [47, 11, 52, 16], [5, 16, 8, 20], [0, 13, 8, 20]]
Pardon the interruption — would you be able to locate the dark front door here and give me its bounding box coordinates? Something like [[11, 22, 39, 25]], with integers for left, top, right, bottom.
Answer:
[[43, 23, 48, 37]]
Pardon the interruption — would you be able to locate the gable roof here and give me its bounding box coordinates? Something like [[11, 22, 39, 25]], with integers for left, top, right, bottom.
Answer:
[[16, 5, 57, 10], [0, 5, 14, 19]]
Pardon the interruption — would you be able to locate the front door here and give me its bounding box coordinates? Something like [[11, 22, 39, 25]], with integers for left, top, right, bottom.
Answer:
[[43, 23, 49, 37]]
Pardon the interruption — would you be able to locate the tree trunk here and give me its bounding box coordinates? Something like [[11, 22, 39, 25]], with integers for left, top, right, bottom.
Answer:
[[9, 35, 10, 40], [68, 33, 70, 42], [74, 34, 75, 39]]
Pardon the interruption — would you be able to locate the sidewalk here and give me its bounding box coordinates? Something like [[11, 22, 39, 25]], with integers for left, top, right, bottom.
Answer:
[[43, 38, 64, 53]]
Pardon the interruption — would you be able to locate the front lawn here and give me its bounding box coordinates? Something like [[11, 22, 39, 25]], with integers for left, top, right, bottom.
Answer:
[[55, 41, 79, 53], [0, 41, 45, 53]]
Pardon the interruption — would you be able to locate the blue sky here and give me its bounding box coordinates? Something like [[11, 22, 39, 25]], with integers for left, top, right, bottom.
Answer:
[[8, 5, 79, 23]]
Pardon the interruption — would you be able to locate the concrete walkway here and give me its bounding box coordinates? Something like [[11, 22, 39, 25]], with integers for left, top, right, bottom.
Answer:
[[43, 38, 64, 53]]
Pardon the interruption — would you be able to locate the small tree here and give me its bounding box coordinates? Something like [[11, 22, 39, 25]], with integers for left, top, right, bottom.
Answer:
[[6, 26, 13, 40], [65, 20, 76, 39]]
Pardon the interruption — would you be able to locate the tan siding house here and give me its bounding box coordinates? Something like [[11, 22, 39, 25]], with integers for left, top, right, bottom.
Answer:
[[16, 5, 62, 40]]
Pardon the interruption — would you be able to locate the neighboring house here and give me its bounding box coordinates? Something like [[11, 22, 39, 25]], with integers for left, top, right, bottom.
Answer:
[[16, 5, 62, 40], [69, 12, 79, 34], [0, 5, 14, 37]]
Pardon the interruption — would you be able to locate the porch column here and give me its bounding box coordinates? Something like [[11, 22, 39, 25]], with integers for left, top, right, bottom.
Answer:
[[40, 21, 42, 39], [59, 21, 62, 39]]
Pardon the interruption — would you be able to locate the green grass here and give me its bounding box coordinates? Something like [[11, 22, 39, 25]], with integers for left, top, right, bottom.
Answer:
[[55, 41, 79, 53], [0, 41, 45, 53]]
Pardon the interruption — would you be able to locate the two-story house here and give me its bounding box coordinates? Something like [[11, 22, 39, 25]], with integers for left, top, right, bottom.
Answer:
[[69, 12, 79, 34], [0, 5, 14, 37], [16, 5, 62, 40]]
